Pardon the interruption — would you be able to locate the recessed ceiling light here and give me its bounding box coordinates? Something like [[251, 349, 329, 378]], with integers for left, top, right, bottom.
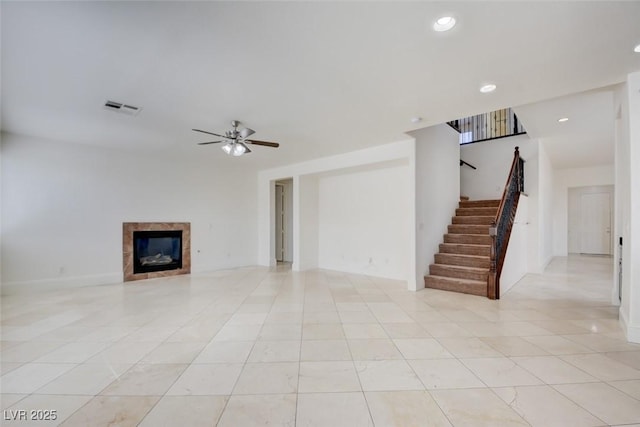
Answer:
[[558, 117, 569, 123], [634, 43, 640, 53], [433, 16, 456, 32], [410, 117, 423, 123], [479, 84, 496, 93]]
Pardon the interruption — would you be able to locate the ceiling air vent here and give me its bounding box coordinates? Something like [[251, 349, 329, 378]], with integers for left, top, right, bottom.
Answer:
[[103, 100, 142, 116]]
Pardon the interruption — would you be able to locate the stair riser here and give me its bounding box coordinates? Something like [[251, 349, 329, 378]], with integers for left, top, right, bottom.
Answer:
[[424, 276, 486, 297], [448, 225, 490, 235], [439, 244, 490, 256], [429, 264, 489, 281], [459, 200, 500, 208], [444, 234, 492, 245], [435, 254, 490, 268], [456, 208, 497, 216], [452, 216, 495, 225]]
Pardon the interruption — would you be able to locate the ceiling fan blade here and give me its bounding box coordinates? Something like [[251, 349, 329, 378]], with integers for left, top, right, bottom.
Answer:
[[245, 139, 280, 148], [192, 129, 228, 139], [197, 140, 224, 145]]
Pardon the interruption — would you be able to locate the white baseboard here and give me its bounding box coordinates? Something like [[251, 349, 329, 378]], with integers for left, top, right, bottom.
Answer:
[[1, 273, 122, 296], [619, 308, 640, 344]]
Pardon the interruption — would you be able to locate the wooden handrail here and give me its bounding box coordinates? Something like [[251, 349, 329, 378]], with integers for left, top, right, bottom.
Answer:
[[488, 147, 524, 299]]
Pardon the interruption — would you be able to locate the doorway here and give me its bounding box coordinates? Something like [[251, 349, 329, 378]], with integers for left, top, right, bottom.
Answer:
[[274, 179, 293, 263], [568, 185, 613, 255]]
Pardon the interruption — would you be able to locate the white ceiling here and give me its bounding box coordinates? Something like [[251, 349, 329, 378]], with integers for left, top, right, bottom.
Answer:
[[2, 1, 640, 169]]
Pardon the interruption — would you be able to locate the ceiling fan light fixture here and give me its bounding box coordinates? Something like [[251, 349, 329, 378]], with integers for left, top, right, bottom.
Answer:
[[221, 142, 233, 155], [231, 142, 248, 156]]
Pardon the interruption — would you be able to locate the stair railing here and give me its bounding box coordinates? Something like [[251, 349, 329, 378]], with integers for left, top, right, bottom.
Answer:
[[488, 147, 524, 299]]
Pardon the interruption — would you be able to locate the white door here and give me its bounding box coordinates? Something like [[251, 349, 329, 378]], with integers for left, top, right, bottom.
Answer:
[[275, 184, 285, 262], [580, 192, 611, 255]]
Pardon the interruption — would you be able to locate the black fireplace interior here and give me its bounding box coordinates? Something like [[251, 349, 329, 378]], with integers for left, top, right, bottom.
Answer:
[[133, 230, 182, 274]]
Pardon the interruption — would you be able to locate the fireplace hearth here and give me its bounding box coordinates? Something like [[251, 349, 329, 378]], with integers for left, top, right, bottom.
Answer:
[[123, 222, 190, 282]]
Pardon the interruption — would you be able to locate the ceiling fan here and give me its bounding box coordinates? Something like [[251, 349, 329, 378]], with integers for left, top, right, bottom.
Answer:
[[193, 120, 279, 156]]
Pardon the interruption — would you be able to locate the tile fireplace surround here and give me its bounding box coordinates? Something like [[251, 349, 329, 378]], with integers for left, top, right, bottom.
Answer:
[[122, 222, 191, 282]]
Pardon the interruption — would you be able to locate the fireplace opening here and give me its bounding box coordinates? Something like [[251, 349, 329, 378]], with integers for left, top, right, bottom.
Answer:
[[133, 230, 182, 274]]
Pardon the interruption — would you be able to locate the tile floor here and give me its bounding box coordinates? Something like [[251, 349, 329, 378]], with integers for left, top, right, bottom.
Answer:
[[1, 255, 640, 426]]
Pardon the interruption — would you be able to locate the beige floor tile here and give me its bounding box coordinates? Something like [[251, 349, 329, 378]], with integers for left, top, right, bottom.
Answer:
[[430, 388, 529, 427], [84, 341, 160, 364], [355, 360, 423, 391], [554, 382, 640, 425], [167, 363, 243, 395], [365, 390, 452, 427], [522, 335, 592, 355], [461, 357, 543, 387], [193, 340, 253, 363], [37, 362, 132, 395], [1, 363, 76, 394], [348, 339, 403, 360], [101, 363, 187, 396], [303, 311, 341, 324], [302, 323, 345, 340], [298, 361, 361, 393], [512, 355, 599, 384], [138, 395, 227, 427], [59, 395, 159, 427], [213, 324, 262, 341], [139, 341, 207, 364], [563, 333, 640, 352], [393, 338, 453, 359], [605, 350, 640, 370], [338, 310, 378, 323], [0, 394, 28, 411], [342, 323, 387, 339], [480, 336, 549, 356], [258, 323, 302, 340], [493, 385, 605, 426], [247, 340, 300, 362], [421, 322, 474, 337], [561, 353, 640, 381], [380, 322, 430, 338], [217, 394, 296, 427], [409, 359, 485, 389], [0, 341, 65, 363], [233, 362, 298, 394], [609, 379, 640, 400], [296, 392, 373, 427], [437, 337, 503, 358], [300, 340, 352, 361]]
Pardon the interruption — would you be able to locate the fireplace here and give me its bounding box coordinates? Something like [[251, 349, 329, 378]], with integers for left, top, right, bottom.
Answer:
[[133, 230, 182, 274], [123, 222, 190, 282]]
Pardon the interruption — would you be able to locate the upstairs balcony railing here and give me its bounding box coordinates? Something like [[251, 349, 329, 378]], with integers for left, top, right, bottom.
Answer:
[[448, 108, 526, 144]]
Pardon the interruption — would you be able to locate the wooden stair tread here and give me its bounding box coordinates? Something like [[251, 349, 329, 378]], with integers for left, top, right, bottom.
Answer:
[[430, 264, 488, 272], [440, 243, 490, 248]]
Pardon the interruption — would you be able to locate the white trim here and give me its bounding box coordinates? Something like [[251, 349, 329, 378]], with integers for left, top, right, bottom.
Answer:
[[619, 307, 640, 344]]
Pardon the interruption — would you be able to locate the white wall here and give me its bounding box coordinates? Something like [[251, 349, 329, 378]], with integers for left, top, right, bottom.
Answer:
[[296, 174, 319, 271], [551, 165, 615, 256], [538, 140, 554, 269], [1, 133, 258, 293], [317, 161, 409, 280], [460, 134, 535, 200], [500, 195, 528, 296], [617, 72, 640, 343], [412, 124, 460, 291], [258, 139, 417, 289]]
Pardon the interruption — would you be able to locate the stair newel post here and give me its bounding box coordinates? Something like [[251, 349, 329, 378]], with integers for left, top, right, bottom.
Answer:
[[488, 220, 498, 300]]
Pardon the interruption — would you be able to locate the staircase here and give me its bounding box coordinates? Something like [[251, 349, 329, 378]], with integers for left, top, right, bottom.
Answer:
[[424, 199, 500, 297]]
